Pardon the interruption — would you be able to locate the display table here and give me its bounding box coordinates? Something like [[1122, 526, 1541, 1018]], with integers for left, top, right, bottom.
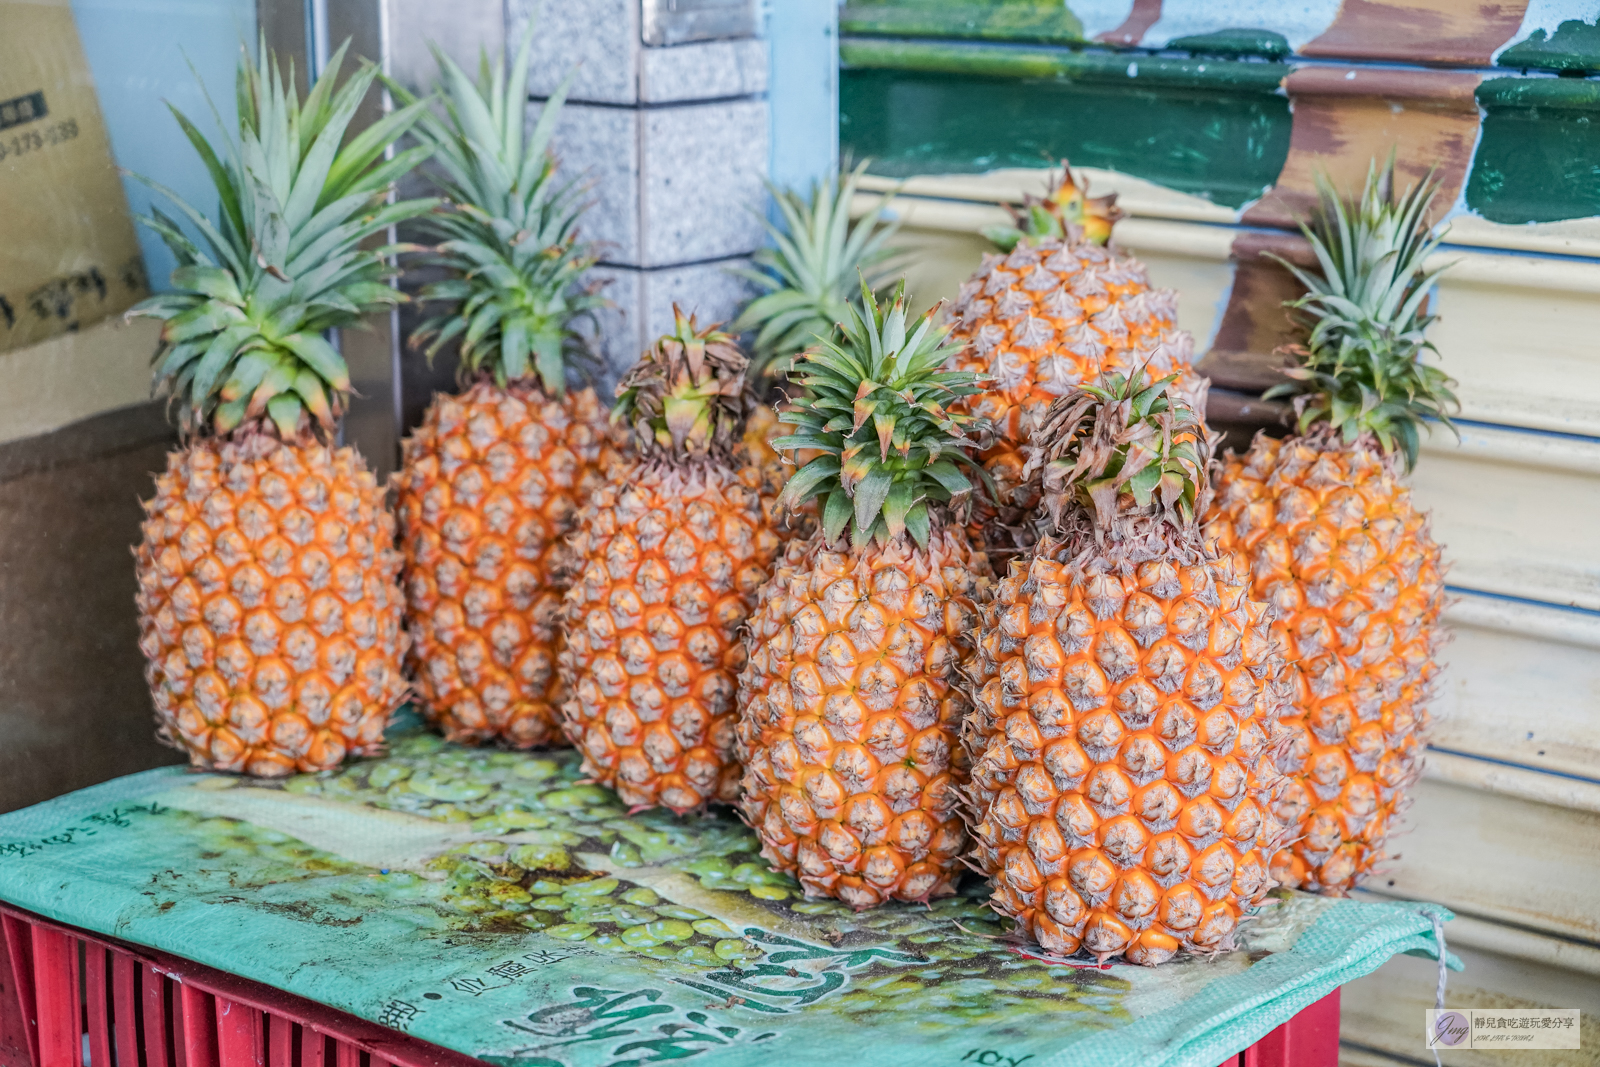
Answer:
[[0, 714, 1452, 1067]]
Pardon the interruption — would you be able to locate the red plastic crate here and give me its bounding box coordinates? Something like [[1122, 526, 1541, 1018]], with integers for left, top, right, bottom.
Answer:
[[0, 904, 477, 1067], [0, 902, 1338, 1067]]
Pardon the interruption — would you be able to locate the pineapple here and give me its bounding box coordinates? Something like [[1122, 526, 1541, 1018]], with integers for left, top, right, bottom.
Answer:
[[391, 34, 622, 748], [1204, 161, 1453, 894], [731, 161, 903, 513], [962, 372, 1289, 965], [559, 311, 782, 813], [947, 162, 1201, 549], [737, 280, 993, 908], [130, 42, 434, 775], [731, 160, 902, 384], [741, 401, 786, 478]]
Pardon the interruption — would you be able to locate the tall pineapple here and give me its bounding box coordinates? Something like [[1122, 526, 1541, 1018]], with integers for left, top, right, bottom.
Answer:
[[559, 311, 782, 813], [131, 42, 433, 775], [1204, 161, 1453, 894], [737, 281, 992, 908], [392, 34, 623, 748], [962, 372, 1289, 965], [947, 163, 1201, 548]]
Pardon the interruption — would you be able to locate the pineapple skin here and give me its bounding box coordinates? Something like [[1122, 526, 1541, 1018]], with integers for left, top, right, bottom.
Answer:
[[740, 403, 793, 532], [948, 237, 1200, 526], [737, 529, 993, 908], [742, 402, 820, 542], [395, 380, 623, 748], [136, 436, 407, 776], [1205, 430, 1445, 893], [559, 459, 783, 813], [963, 543, 1289, 965]]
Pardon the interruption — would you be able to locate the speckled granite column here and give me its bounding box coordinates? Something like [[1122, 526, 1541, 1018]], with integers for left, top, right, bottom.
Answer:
[[511, 0, 768, 382]]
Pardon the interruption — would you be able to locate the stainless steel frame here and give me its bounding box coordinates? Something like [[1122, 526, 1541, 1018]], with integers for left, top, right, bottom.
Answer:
[[259, 0, 403, 479], [642, 0, 758, 47]]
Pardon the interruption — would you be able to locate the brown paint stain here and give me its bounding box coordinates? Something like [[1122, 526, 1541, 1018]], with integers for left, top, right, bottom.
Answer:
[[1233, 231, 1319, 271], [1205, 388, 1292, 453], [1095, 0, 1163, 46], [1198, 233, 1313, 393], [1244, 66, 1483, 229], [1303, 0, 1530, 65]]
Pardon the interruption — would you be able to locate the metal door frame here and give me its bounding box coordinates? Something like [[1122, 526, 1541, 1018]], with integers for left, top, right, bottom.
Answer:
[[259, 0, 404, 478]]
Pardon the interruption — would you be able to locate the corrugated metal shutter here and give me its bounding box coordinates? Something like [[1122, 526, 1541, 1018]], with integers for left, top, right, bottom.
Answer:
[[839, 3, 1600, 1062]]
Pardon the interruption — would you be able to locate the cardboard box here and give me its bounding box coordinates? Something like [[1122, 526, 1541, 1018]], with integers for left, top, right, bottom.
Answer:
[[1, 0, 147, 353]]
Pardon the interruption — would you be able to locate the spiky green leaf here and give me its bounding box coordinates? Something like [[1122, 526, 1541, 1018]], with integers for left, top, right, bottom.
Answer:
[[730, 160, 904, 378], [1266, 155, 1458, 471], [777, 280, 987, 547], [394, 23, 601, 393], [132, 34, 437, 439]]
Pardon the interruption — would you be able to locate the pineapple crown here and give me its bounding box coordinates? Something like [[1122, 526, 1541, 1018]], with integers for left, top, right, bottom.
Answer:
[[1265, 157, 1459, 470], [393, 28, 605, 395], [775, 278, 988, 549], [730, 159, 903, 380], [614, 308, 751, 460], [1029, 370, 1210, 542], [983, 160, 1123, 253], [128, 39, 437, 441]]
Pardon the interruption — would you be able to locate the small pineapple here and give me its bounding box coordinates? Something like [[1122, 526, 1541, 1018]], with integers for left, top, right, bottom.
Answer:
[[130, 41, 433, 774], [731, 161, 903, 514], [731, 160, 903, 384], [392, 34, 623, 748], [737, 280, 993, 908], [1205, 161, 1453, 894], [559, 311, 782, 813], [963, 372, 1289, 965], [947, 163, 1201, 549]]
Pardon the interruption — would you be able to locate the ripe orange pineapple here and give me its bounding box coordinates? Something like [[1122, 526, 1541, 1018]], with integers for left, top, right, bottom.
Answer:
[[392, 35, 623, 748], [559, 312, 782, 813], [131, 43, 430, 774], [947, 163, 1202, 545], [1205, 162, 1453, 893], [397, 386, 620, 747], [737, 281, 993, 908], [963, 373, 1289, 965]]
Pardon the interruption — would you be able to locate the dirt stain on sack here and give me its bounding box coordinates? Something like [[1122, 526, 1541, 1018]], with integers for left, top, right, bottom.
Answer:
[[254, 900, 363, 927]]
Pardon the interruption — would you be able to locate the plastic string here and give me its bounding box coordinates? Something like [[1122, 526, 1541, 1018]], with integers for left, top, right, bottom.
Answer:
[[1425, 908, 1449, 1067]]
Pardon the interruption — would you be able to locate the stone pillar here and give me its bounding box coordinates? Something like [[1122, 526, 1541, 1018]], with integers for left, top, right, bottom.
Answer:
[[510, 0, 769, 384]]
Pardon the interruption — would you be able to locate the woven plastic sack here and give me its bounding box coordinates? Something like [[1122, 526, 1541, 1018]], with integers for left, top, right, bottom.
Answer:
[[0, 715, 1453, 1067]]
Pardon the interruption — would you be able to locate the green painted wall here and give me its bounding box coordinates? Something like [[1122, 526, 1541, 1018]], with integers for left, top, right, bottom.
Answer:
[[1498, 18, 1600, 72], [838, 9, 1600, 225], [1469, 78, 1600, 224], [839, 46, 1291, 207], [839, 0, 1084, 45]]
